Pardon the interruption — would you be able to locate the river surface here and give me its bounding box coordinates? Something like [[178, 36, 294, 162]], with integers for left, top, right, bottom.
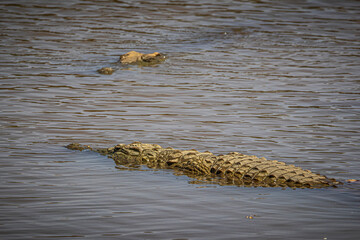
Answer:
[[1, 0, 360, 239]]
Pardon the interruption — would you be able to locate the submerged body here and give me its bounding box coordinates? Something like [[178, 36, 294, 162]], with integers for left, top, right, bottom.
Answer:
[[66, 142, 339, 189]]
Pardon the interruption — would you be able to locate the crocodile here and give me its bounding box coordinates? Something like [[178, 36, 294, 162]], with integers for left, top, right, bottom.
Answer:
[[97, 51, 166, 74], [66, 142, 340, 189]]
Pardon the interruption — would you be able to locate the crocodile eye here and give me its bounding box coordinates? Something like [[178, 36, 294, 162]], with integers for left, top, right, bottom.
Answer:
[[143, 150, 157, 160], [122, 146, 141, 156], [119, 148, 129, 154], [129, 147, 140, 152]]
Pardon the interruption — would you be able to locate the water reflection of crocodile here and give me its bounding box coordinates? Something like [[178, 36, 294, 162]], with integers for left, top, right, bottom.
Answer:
[[97, 51, 166, 74], [66, 142, 340, 189]]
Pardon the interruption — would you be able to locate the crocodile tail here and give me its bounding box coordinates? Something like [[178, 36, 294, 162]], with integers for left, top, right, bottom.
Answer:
[[210, 153, 337, 188]]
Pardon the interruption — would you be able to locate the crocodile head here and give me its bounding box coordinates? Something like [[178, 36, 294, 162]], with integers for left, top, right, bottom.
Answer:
[[111, 142, 163, 165], [118, 51, 166, 66], [141, 52, 165, 62]]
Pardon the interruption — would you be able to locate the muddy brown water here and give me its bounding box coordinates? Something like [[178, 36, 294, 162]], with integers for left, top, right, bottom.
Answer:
[[1, 0, 360, 239]]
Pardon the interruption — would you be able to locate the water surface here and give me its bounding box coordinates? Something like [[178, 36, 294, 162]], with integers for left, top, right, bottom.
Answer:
[[1, 0, 360, 239]]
